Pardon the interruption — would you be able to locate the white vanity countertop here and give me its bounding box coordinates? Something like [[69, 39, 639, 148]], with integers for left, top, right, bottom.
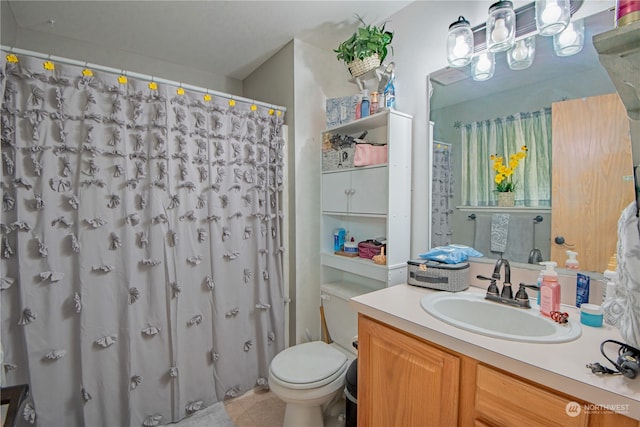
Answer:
[[350, 284, 640, 421]]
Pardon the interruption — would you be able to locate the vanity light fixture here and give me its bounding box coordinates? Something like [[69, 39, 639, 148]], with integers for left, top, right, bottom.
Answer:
[[472, 51, 495, 81], [535, 0, 571, 36], [447, 16, 474, 67], [486, 0, 516, 53], [553, 19, 584, 56], [445, 0, 584, 81], [507, 36, 536, 70]]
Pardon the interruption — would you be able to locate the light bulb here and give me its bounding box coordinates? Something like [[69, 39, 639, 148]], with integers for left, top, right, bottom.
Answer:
[[511, 40, 528, 61], [541, 1, 562, 24], [492, 18, 509, 43], [558, 24, 577, 46], [453, 35, 471, 58], [476, 54, 492, 72]]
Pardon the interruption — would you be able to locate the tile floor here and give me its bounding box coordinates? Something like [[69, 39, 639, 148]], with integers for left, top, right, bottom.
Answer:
[[224, 388, 348, 427]]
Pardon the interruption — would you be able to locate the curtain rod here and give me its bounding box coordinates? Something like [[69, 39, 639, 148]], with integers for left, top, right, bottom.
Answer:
[[1, 45, 286, 113]]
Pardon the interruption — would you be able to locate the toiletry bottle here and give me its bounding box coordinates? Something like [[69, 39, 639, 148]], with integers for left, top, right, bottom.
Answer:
[[565, 250, 579, 269], [603, 281, 618, 325], [602, 254, 617, 301], [539, 261, 560, 317], [370, 91, 379, 115], [535, 265, 545, 305], [360, 90, 370, 118]]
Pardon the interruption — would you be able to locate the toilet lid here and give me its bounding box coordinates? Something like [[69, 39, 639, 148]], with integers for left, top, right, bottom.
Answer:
[[270, 341, 348, 387]]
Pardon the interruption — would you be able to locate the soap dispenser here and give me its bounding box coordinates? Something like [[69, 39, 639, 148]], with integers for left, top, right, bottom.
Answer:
[[565, 250, 579, 270], [540, 261, 560, 317]]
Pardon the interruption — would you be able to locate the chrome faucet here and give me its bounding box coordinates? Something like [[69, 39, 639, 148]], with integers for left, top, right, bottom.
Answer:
[[477, 258, 531, 309]]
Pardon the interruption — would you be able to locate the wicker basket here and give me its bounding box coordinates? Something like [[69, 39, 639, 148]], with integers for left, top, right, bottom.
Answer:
[[347, 54, 381, 78]]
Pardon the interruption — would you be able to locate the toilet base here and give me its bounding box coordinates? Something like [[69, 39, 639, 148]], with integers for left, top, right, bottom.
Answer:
[[283, 403, 324, 427]]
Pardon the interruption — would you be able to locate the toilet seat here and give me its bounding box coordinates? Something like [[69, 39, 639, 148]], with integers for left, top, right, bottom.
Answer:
[[269, 341, 348, 390]]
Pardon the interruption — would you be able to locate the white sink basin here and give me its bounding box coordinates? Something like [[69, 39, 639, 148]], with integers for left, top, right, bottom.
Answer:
[[420, 292, 582, 343]]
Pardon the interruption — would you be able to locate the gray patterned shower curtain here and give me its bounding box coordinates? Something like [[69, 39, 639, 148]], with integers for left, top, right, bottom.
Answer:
[[0, 53, 286, 427]]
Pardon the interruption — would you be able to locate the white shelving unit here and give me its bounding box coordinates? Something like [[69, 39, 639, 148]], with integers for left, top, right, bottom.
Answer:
[[321, 109, 412, 291]]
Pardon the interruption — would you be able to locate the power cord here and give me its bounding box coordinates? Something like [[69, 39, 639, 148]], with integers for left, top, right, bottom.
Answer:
[[587, 340, 640, 379]]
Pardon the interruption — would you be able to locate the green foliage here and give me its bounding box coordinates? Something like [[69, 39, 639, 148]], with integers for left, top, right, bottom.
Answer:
[[334, 15, 394, 64]]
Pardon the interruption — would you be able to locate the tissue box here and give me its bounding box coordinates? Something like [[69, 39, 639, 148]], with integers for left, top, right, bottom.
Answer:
[[326, 95, 359, 128], [407, 259, 470, 292]]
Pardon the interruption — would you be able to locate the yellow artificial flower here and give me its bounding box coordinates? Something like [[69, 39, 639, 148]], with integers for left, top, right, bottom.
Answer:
[[268, 109, 275, 115], [203, 93, 212, 102], [82, 68, 93, 77], [276, 110, 282, 116], [250, 104, 257, 111], [6, 54, 19, 63], [43, 60, 55, 71], [118, 75, 128, 84], [228, 99, 236, 107], [176, 87, 185, 95], [148, 81, 158, 91], [491, 146, 527, 193]]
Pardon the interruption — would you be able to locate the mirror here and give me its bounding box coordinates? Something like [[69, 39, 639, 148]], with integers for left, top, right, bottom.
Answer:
[[428, 8, 630, 273]]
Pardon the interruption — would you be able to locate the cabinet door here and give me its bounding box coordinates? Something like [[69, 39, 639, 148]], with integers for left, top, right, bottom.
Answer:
[[358, 315, 460, 427], [349, 167, 388, 215], [474, 364, 588, 427], [322, 171, 350, 213]]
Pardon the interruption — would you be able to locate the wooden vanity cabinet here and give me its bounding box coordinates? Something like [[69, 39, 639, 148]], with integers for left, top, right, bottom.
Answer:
[[358, 314, 460, 426], [358, 315, 639, 427]]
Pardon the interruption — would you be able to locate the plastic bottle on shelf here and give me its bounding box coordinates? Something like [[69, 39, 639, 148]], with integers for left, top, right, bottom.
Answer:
[[360, 89, 370, 118], [539, 261, 560, 317], [370, 91, 379, 114], [565, 250, 579, 269]]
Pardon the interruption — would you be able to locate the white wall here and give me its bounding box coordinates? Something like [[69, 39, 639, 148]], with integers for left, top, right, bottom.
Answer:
[[1, 0, 17, 45], [3, 20, 241, 95], [243, 42, 296, 345]]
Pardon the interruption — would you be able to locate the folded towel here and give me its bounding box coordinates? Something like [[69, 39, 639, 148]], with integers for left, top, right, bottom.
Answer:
[[490, 213, 510, 253]]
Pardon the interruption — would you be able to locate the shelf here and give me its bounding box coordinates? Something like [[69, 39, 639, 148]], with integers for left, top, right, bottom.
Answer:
[[593, 21, 640, 120], [324, 109, 412, 134], [322, 164, 387, 175], [456, 206, 551, 213], [322, 211, 386, 219], [321, 252, 389, 282]]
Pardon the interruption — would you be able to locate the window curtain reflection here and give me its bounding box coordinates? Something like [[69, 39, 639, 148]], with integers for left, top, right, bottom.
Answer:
[[1, 53, 286, 427], [461, 108, 551, 207]]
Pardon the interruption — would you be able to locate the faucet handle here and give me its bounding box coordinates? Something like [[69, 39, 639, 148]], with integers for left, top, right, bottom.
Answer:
[[515, 283, 529, 302], [477, 275, 499, 296]]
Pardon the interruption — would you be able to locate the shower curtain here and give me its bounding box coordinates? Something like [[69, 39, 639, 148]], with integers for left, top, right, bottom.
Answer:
[[431, 142, 453, 247], [0, 54, 286, 427]]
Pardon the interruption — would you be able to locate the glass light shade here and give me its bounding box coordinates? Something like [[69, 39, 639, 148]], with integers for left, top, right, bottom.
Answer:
[[507, 36, 536, 70], [471, 52, 495, 81], [486, 1, 516, 53], [447, 16, 474, 67], [553, 20, 584, 56], [535, 0, 571, 36]]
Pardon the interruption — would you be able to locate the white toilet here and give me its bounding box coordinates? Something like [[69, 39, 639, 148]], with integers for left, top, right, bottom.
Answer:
[[269, 282, 368, 427]]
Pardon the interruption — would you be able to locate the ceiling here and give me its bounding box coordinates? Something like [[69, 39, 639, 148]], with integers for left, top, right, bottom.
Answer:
[[4, 0, 412, 80]]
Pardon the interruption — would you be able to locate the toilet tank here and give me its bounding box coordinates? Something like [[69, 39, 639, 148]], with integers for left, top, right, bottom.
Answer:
[[321, 282, 374, 355]]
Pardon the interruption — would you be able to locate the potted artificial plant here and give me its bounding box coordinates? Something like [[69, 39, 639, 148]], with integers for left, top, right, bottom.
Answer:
[[334, 15, 394, 77]]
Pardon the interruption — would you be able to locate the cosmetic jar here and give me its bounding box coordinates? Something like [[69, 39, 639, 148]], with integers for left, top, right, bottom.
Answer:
[[580, 304, 604, 327]]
